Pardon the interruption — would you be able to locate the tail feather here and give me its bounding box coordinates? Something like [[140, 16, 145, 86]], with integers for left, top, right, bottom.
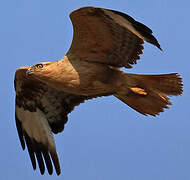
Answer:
[[115, 73, 183, 116], [130, 73, 183, 95]]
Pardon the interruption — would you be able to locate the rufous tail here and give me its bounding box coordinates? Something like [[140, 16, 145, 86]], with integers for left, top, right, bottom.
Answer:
[[114, 73, 183, 116]]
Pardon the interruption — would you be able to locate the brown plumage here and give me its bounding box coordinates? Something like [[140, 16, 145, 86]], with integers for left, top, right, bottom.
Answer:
[[14, 6, 183, 175]]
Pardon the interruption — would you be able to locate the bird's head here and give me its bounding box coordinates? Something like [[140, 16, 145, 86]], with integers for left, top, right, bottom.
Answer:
[[26, 61, 58, 81]]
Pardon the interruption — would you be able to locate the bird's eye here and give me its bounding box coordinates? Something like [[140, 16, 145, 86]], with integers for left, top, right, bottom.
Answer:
[[36, 64, 43, 69]]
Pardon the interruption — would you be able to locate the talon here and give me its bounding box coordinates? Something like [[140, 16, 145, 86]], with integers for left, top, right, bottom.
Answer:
[[130, 87, 147, 96]]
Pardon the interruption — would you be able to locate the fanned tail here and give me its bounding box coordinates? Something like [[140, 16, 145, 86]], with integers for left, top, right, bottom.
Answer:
[[115, 73, 183, 116]]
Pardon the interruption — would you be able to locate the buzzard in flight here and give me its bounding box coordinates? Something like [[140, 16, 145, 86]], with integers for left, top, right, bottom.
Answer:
[[14, 6, 183, 175]]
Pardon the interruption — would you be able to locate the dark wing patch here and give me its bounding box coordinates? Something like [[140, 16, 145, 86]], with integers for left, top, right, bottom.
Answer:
[[108, 9, 162, 50], [38, 87, 92, 134], [68, 6, 161, 68], [14, 67, 96, 175]]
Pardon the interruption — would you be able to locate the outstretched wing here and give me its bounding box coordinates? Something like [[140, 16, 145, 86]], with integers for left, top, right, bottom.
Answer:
[[67, 6, 161, 68], [14, 67, 95, 175]]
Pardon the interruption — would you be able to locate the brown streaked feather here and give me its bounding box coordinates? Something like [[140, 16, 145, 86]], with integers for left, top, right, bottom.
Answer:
[[14, 67, 105, 175], [68, 6, 161, 68]]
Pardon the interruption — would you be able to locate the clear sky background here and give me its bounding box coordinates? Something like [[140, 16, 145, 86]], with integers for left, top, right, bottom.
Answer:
[[0, 0, 189, 179]]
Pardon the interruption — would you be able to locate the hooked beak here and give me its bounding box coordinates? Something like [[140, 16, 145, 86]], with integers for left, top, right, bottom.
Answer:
[[26, 68, 33, 76]]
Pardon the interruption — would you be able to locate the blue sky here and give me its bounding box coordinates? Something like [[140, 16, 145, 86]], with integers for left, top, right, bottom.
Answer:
[[1, 0, 189, 179]]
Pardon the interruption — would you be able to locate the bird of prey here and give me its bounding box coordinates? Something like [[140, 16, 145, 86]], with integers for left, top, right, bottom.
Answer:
[[14, 6, 183, 175]]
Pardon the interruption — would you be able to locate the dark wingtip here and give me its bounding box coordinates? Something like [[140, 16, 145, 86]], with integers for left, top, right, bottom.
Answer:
[[158, 46, 163, 51], [145, 34, 162, 51], [156, 43, 162, 51], [150, 36, 163, 51], [15, 113, 26, 150], [24, 133, 37, 170], [132, 20, 163, 51], [56, 169, 61, 176], [42, 151, 53, 175], [50, 151, 61, 175], [106, 8, 162, 51]]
